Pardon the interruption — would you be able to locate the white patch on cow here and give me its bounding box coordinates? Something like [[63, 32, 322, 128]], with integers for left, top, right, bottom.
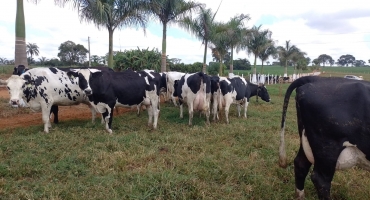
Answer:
[[144, 76, 150, 85], [302, 129, 315, 164], [220, 77, 230, 85], [296, 188, 305, 199], [143, 69, 155, 78], [336, 141, 370, 170]]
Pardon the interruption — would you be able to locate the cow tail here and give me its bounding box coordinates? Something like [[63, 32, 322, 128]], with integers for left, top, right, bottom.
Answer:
[[279, 76, 320, 168]]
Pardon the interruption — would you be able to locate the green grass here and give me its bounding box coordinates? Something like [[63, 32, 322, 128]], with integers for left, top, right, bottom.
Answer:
[[1, 82, 370, 199]]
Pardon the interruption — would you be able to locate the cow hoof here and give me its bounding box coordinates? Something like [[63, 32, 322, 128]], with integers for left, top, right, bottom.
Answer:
[[106, 129, 113, 134]]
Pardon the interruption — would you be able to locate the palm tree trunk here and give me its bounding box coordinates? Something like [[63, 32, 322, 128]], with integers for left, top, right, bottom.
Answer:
[[253, 54, 257, 75], [15, 0, 28, 68], [284, 60, 288, 76], [261, 61, 264, 74], [108, 28, 114, 68], [160, 23, 167, 73], [229, 45, 234, 75], [202, 39, 208, 73], [219, 58, 223, 76]]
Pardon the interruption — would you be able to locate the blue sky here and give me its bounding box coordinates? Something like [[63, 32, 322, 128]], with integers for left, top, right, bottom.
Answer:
[[1, 0, 370, 65]]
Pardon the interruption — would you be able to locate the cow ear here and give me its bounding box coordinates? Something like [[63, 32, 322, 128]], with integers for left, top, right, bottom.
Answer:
[[67, 71, 78, 79]]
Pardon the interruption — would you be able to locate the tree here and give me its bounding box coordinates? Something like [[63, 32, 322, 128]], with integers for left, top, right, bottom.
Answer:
[[312, 58, 320, 66], [224, 14, 250, 74], [78, 0, 149, 68], [0, 58, 8, 65], [337, 54, 356, 67], [277, 40, 302, 76], [317, 54, 333, 67], [38, 56, 47, 66], [354, 60, 366, 67], [149, 0, 202, 72], [14, 0, 35, 69], [57, 41, 88, 65], [179, 4, 222, 73], [26, 42, 40, 61], [208, 22, 229, 75]]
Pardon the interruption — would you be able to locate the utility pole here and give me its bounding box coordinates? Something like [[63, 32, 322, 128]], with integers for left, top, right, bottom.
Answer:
[[88, 36, 91, 67]]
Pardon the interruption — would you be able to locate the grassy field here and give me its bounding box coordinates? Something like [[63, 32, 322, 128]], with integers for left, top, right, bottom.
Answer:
[[1, 79, 370, 199]]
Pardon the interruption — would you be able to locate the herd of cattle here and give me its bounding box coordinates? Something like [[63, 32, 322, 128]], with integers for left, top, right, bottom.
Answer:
[[4, 65, 370, 199], [5, 66, 270, 133]]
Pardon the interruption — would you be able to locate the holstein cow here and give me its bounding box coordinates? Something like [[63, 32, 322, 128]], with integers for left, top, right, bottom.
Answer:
[[211, 76, 271, 123], [173, 72, 211, 125], [6, 67, 97, 133], [279, 76, 370, 200], [67, 68, 160, 133], [166, 71, 186, 106]]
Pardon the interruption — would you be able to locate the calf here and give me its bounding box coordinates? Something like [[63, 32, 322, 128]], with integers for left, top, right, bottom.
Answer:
[[6, 67, 97, 133], [67, 68, 160, 133], [173, 72, 211, 125], [279, 76, 370, 199]]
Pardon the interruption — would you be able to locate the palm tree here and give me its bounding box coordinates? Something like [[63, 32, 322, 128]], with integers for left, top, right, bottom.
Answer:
[[26, 42, 40, 61], [259, 43, 277, 74], [224, 14, 250, 75], [208, 23, 229, 76], [78, 0, 149, 68], [14, 0, 34, 69], [149, 0, 202, 72], [38, 56, 47, 66], [179, 1, 222, 73], [276, 40, 302, 77], [245, 25, 273, 76]]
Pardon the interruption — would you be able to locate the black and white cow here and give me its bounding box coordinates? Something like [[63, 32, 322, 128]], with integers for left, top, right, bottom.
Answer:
[[211, 76, 271, 123], [166, 71, 186, 106], [173, 72, 211, 125], [6, 67, 97, 133], [279, 76, 370, 200], [67, 68, 160, 133]]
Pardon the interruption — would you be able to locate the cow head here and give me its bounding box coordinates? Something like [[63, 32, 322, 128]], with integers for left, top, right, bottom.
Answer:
[[67, 69, 100, 96], [257, 84, 271, 102], [6, 74, 32, 107]]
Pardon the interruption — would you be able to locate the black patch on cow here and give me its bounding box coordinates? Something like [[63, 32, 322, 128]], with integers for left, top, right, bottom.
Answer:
[[49, 67, 58, 74]]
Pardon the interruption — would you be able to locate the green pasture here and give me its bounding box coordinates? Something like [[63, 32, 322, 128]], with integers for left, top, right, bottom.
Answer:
[[0, 78, 369, 199]]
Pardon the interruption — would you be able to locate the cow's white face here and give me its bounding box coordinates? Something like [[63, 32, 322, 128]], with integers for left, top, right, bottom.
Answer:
[[6, 75, 26, 107], [77, 69, 100, 96]]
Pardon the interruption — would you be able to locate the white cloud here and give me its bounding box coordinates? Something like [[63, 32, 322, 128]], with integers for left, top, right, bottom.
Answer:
[[1, 0, 370, 65]]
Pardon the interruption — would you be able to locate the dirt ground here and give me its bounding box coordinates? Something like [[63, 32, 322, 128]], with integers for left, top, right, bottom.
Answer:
[[0, 85, 132, 130]]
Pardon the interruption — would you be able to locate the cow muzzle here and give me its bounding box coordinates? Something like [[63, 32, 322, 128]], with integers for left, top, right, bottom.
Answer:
[[84, 88, 93, 96], [10, 99, 20, 108]]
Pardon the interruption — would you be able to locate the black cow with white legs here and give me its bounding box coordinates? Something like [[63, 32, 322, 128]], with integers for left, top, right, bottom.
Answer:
[[67, 68, 160, 133], [6, 67, 97, 133], [279, 76, 370, 200], [173, 72, 211, 125], [211, 76, 270, 123]]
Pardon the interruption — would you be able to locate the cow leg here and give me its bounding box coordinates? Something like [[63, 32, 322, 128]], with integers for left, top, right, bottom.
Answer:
[[225, 100, 232, 124], [294, 145, 312, 200], [188, 103, 194, 126], [179, 103, 184, 119], [243, 99, 249, 118], [236, 104, 241, 117], [102, 106, 113, 134], [152, 97, 160, 129], [50, 105, 59, 124], [212, 98, 218, 121], [42, 104, 53, 133], [147, 105, 154, 127]]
